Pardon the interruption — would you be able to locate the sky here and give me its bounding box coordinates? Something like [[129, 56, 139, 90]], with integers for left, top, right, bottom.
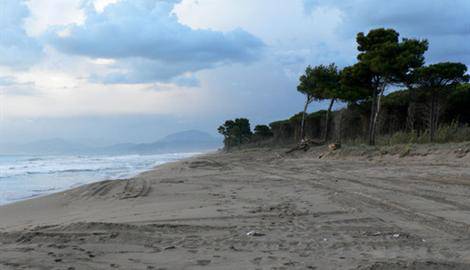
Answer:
[[0, 0, 469, 144]]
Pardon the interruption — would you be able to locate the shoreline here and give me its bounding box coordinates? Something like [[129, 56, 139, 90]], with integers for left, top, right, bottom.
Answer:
[[0, 151, 207, 207], [1, 144, 470, 269]]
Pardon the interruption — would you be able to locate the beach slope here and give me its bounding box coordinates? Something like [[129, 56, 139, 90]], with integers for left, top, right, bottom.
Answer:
[[1, 145, 470, 269]]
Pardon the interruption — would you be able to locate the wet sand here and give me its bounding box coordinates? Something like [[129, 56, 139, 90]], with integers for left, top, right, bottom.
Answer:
[[1, 143, 470, 269]]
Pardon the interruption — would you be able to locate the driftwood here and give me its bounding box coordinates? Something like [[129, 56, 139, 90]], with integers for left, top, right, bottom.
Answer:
[[318, 143, 342, 159], [328, 143, 341, 151], [285, 139, 323, 154]]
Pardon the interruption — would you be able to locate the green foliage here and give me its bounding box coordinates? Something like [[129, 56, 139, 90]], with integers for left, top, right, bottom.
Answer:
[[382, 89, 409, 107], [356, 29, 428, 85], [297, 63, 341, 101], [297, 64, 342, 140], [394, 39, 429, 86], [434, 122, 470, 143], [357, 28, 399, 52], [340, 63, 373, 103], [444, 83, 470, 123], [218, 118, 252, 149], [415, 62, 469, 141], [269, 119, 290, 128], [244, 29, 470, 148], [382, 130, 420, 145], [378, 122, 470, 145], [306, 110, 327, 120], [289, 112, 307, 123], [356, 28, 400, 78], [341, 28, 430, 145], [416, 62, 469, 91], [288, 110, 326, 124], [254, 125, 273, 138]]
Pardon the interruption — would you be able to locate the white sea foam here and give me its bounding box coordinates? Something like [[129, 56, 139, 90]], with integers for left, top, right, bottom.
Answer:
[[0, 152, 199, 205]]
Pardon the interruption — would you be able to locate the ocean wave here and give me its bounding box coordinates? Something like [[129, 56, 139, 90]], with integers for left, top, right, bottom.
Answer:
[[0, 152, 200, 205], [31, 187, 58, 193], [26, 157, 44, 162], [2, 168, 111, 178]]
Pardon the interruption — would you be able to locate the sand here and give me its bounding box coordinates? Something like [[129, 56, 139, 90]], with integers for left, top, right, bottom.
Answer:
[[1, 143, 470, 269]]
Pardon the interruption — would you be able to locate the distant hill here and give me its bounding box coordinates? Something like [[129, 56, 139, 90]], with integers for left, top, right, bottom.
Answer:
[[101, 130, 221, 155], [0, 131, 222, 155], [159, 130, 216, 143]]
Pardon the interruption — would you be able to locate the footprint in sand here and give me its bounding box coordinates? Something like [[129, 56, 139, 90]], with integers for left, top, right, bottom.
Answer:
[[251, 257, 262, 265], [196, 259, 211, 266]]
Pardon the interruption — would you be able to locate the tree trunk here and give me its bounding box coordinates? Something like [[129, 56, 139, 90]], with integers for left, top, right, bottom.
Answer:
[[337, 108, 344, 144], [369, 87, 385, 146], [299, 96, 312, 142], [323, 98, 336, 142], [368, 90, 378, 145], [429, 92, 437, 142], [406, 86, 416, 131], [435, 98, 440, 136]]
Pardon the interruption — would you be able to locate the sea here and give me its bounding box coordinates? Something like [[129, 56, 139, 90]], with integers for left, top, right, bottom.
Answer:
[[0, 152, 199, 205]]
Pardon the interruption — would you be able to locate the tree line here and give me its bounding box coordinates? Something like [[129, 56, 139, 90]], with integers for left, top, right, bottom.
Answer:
[[218, 119, 273, 149], [219, 28, 469, 149]]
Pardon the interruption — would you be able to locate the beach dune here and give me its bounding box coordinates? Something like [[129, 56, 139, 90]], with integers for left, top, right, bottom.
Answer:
[[1, 145, 470, 269]]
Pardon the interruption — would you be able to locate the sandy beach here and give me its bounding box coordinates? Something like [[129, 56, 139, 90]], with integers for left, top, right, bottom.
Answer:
[[1, 144, 470, 269]]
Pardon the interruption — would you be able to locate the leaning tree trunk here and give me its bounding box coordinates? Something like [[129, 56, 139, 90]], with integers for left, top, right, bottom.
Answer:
[[323, 98, 336, 143], [299, 95, 312, 142], [369, 86, 385, 146]]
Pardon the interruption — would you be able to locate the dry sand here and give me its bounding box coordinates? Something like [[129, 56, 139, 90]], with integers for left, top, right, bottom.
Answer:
[[1, 143, 470, 269]]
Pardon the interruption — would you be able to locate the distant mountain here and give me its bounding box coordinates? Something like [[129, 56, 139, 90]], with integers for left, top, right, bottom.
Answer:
[[159, 130, 216, 143], [101, 130, 221, 155], [0, 131, 222, 155]]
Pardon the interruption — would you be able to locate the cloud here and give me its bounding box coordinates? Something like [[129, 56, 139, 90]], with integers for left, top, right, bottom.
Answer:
[[0, 76, 17, 86], [24, 0, 85, 36], [303, 0, 470, 65], [46, 0, 265, 84], [88, 57, 208, 84], [328, 0, 470, 36], [0, 0, 43, 68], [0, 76, 37, 96], [170, 74, 200, 87]]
